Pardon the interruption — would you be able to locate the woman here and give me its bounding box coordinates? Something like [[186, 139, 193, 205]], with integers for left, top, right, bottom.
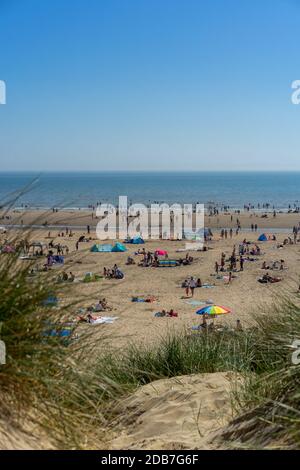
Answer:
[[190, 277, 196, 297], [185, 279, 190, 297]]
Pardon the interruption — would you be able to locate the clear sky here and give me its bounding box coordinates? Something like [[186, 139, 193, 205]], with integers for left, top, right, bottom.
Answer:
[[0, 0, 300, 171]]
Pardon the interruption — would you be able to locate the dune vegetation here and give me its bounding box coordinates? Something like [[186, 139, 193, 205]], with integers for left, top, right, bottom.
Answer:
[[0, 226, 300, 449]]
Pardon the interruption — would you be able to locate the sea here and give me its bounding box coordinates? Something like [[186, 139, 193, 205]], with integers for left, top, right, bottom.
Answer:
[[0, 171, 299, 211]]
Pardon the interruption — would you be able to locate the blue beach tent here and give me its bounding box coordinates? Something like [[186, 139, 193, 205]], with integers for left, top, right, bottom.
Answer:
[[130, 236, 145, 244], [112, 242, 127, 252], [258, 233, 268, 242]]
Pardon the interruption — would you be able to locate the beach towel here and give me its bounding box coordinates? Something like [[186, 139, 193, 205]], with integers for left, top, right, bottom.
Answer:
[[201, 284, 215, 289], [82, 272, 102, 283], [185, 300, 206, 306], [89, 316, 118, 325], [157, 260, 179, 267]]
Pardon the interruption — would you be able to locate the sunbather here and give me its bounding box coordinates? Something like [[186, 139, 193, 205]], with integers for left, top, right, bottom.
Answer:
[[167, 309, 178, 317]]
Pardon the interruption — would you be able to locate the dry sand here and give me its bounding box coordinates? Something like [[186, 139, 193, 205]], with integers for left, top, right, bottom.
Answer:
[[108, 372, 240, 450], [2, 210, 300, 450], [2, 212, 300, 347]]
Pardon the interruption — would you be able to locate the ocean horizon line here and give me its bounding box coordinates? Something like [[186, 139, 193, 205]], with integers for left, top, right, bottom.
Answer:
[[0, 170, 300, 175]]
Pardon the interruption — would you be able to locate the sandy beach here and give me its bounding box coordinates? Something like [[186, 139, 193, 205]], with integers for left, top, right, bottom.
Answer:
[[3, 208, 300, 231], [2, 209, 300, 449], [2, 209, 300, 348]]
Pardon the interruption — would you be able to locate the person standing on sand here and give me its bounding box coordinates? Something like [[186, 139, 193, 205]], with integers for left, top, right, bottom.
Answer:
[[240, 256, 244, 271], [221, 253, 225, 271], [185, 279, 190, 297], [76, 241, 79, 251], [190, 277, 196, 297], [215, 261, 219, 274], [229, 228, 233, 239]]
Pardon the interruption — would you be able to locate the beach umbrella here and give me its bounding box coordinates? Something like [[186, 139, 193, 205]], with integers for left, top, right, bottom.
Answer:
[[196, 305, 231, 316]]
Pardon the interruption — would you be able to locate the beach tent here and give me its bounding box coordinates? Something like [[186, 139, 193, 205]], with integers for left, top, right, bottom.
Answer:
[[112, 242, 127, 252], [155, 249, 168, 256], [130, 236, 145, 244], [90, 244, 113, 252], [258, 233, 268, 242]]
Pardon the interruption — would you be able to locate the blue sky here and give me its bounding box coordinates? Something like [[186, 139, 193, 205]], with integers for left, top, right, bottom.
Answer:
[[0, 0, 300, 171]]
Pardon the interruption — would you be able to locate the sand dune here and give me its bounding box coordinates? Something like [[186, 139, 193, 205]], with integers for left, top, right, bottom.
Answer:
[[0, 416, 53, 450], [108, 372, 240, 450]]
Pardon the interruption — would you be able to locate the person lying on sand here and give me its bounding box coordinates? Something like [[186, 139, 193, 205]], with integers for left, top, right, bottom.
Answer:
[[100, 298, 112, 310], [93, 301, 104, 312], [167, 309, 178, 317], [155, 309, 178, 318], [77, 313, 98, 323], [258, 272, 282, 284]]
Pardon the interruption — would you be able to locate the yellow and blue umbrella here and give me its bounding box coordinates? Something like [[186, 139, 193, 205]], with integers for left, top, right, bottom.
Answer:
[[196, 305, 231, 316]]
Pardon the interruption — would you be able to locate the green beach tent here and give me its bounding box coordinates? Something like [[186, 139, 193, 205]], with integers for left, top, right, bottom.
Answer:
[[90, 244, 113, 252]]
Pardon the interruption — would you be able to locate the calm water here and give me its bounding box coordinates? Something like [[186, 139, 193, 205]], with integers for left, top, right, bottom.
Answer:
[[0, 172, 299, 210]]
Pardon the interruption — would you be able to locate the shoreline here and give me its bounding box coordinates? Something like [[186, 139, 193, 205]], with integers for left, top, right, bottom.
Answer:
[[1, 208, 300, 232], [0, 224, 297, 234]]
